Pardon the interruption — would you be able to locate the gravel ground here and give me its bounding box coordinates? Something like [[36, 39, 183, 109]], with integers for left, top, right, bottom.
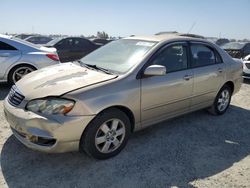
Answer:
[[0, 81, 250, 188]]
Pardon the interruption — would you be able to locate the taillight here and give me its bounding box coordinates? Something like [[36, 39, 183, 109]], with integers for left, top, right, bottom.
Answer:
[[46, 54, 59, 61]]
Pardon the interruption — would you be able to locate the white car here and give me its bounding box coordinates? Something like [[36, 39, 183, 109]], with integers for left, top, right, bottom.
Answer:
[[243, 54, 250, 79], [0, 35, 60, 84]]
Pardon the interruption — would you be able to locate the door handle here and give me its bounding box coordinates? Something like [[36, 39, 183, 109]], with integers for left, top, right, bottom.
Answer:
[[183, 75, 193, 81], [218, 68, 223, 73]]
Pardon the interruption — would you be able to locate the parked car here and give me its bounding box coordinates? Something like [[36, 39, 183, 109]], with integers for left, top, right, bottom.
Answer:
[[45, 37, 100, 62], [0, 36, 60, 84], [25, 36, 53, 44], [222, 42, 250, 58], [216, 38, 230, 46], [0, 34, 11, 39], [242, 54, 250, 79], [14, 34, 34, 40], [4, 34, 242, 159], [91, 38, 112, 45]]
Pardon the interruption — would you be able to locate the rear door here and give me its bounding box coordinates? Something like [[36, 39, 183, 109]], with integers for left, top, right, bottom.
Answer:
[[189, 42, 226, 109], [141, 42, 193, 126], [0, 41, 21, 79]]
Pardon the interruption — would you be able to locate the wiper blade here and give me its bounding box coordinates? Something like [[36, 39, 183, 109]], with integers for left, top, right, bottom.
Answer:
[[78, 61, 114, 75]]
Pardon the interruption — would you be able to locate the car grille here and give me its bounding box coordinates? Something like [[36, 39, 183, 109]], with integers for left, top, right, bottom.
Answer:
[[245, 63, 250, 69], [7, 85, 25, 106]]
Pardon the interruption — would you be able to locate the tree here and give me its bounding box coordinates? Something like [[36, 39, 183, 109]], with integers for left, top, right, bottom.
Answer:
[[97, 31, 109, 39]]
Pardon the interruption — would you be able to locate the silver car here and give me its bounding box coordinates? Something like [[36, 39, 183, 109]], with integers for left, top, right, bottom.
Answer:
[[0, 36, 60, 83], [3, 34, 242, 159], [242, 54, 250, 79]]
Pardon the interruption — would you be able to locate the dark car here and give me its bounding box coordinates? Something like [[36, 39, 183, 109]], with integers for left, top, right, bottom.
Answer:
[[46, 37, 100, 62], [216, 38, 230, 46], [91, 38, 112, 45], [222, 42, 250, 58], [25, 36, 53, 44]]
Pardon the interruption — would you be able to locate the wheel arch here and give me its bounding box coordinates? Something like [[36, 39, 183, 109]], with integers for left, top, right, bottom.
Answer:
[[6, 63, 37, 83], [223, 81, 234, 94], [97, 105, 135, 133], [82, 105, 136, 135]]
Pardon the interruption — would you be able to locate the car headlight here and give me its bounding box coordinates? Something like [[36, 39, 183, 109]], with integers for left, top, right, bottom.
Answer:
[[26, 98, 75, 115]]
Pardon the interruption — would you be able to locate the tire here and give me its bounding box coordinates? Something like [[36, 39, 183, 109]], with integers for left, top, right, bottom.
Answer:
[[80, 108, 131, 160], [8, 65, 36, 85], [208, 85, 232, 115]]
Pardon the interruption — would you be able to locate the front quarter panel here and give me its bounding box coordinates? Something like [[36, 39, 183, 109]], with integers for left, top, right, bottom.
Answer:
[[64, 74, 141, 129]]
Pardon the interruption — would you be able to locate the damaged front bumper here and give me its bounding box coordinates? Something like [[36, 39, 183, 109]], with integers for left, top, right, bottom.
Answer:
[[3, 98, 95, 153]]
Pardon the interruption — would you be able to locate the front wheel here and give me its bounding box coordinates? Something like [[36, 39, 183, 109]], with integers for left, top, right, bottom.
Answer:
[[208, 85, 232, 115], [80, 109, 131, 160]]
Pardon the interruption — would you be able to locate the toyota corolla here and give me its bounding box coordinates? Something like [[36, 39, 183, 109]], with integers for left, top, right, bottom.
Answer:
[[4, 34, 242, 159]]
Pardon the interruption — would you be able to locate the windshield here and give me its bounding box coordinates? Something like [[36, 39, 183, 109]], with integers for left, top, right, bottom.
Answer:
[[221, 42, 246, 50], [80, 39, 157, 74]]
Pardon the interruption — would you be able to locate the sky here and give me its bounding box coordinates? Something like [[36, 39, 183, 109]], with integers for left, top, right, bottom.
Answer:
[[0, 0, 250, 39]]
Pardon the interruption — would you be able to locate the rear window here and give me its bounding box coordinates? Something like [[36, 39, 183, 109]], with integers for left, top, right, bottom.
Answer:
[[0, 41, 17, 50], [13, 38, 41, 49]]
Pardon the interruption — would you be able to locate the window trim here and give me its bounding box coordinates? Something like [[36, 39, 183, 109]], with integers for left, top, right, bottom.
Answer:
[[188, 41, 224, 69]]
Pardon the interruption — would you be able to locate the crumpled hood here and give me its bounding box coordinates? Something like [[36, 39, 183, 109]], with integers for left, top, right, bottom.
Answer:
[[16, 63, 117, 99]]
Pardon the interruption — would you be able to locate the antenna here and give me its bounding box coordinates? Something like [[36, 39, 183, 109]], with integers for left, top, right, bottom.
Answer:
[[187, 22, 196, 34]]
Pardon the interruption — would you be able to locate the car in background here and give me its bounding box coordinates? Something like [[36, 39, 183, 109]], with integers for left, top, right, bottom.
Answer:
[[205, 38, 230, 46], [216, 38, 230, 46], [0, 34, 12, 39], [3, 34, 242, 159], [242, 54, 250, 79], [222, 42, 250, 58], [90, 38, 112, 45], [0, 36, 60, 84], [25, 36, 53, 44], [15, 34, 35, 40], [45, 37, 100, 62]]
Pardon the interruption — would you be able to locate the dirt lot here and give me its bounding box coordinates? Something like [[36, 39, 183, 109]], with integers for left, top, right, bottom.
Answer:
[[0, 81, 250, 188]]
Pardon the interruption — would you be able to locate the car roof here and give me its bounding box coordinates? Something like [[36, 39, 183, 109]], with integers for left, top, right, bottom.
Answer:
[[46, 36, 96, 47], [26, 35, 51, 39], [125, 33, 208, 43]]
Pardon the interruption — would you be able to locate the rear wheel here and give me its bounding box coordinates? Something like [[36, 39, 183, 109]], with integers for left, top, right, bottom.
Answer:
[[80, 109, 131, 159], [208, 85, 232, 115], [8, 65, 36, 84]]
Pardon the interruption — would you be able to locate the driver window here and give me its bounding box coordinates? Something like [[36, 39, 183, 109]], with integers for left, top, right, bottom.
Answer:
[[151, 44, 188, 73]]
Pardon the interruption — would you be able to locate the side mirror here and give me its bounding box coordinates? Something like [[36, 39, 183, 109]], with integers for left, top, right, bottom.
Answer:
[[144, 65, 166, 76]]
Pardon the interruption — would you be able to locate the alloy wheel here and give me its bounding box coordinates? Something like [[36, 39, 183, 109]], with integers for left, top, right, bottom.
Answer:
[[12, 66, 34, 83], [217, 89, 230, 112], [95, 118, 126, 154]]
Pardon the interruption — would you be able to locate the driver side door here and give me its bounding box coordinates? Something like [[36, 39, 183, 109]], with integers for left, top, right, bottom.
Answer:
[[140, 42, 193, 127]]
